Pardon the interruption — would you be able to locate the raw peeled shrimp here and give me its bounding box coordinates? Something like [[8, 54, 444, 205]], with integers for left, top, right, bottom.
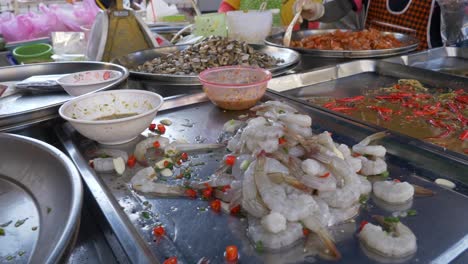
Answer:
[[329, 203, 360, 226], [254, 155, 318, 222], [261, 211, 287, 234], [373, 181, 414, 204], [247, 216, 303, 250], [222, 119, 245, 133], [359, 216, 417, 258], [316, 132, 344, 160], [298, 158, 337, 192], [337, 144, 362, 173], [250, 101, 299, 119], [352, 132, 387, 158], [131, 167, 185, 196], [357, 156, 387, 176], [238, 117, 284, 154], [359, 176, 372, 195], [134, 136, 170, 162], [242, 160, 269, 218], [316, 155, 361, 209]]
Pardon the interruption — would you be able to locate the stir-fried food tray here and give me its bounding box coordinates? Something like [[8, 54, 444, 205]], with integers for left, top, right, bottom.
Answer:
[[0, 62, 128, 132], [265, 29, 419, 58], [56, 92, 468, 264], [269, 60, 468, 160], [385, 47, 468, 78], [112, 37, 300, 85]]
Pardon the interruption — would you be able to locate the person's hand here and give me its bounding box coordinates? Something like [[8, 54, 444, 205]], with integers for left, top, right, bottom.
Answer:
[[293, 0, 325, 23]]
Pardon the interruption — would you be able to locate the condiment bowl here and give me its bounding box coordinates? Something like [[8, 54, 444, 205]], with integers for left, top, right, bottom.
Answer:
[[59, 89, 164, 145], [57, 70, 123, 96], [199, 66, 271, 110]]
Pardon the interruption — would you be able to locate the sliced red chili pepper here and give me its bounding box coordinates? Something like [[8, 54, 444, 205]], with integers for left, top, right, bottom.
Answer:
[[323, 102, 336, 108], [455, 95, 468, 104], [359, 220, 369, 232], [225, 245, 238, 261], [185, 189, 197, 199], [202, 184, 213, 199], [89, 160, 94, 168], [153, 141, 160, 148], [221, 185, 231, 192], [230, 205, 241, 215], [278, 137, 287, 145], [225, 155, 236, 166], [153, 226, 165, 237], [426, 124, 454, 139], [330, 106, 357, 112], [319, 172, 330, 178], [157, 124, 166, 134], [459, 130, 468, 141], [303, 228, 310, 236], [127, 155, 137, 168], [352, 153, 362, 157], [210, 200, 221, 212], [163, 160, 170, 168], [163, 257, 177, 264], [336, 95, 365, 103], [149, 123, 156, 131], [180, 152, 188, 161], [393, 179, 401, 183], [176, 160, 182, 166]]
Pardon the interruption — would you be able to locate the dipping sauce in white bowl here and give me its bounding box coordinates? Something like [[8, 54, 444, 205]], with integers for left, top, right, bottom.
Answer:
[[59, 89, 164, 145], [57, 70, 123, 96]]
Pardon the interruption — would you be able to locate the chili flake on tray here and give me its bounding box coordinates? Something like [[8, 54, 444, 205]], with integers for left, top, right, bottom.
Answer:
[[309, 79, 468, 154]]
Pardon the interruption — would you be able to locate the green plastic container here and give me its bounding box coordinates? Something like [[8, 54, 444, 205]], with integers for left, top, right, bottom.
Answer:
[[13, 43, 53, 64]]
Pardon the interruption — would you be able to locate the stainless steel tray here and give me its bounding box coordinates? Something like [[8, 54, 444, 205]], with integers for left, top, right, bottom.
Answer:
[[265, 29, 419, 58], [269, 60, 468, 162], [56, 92, 468, 264], [0, 133, 82, 263], [385, 47, 468, 78], [0, 62, 129, 132], [111, 44, 301, 85]]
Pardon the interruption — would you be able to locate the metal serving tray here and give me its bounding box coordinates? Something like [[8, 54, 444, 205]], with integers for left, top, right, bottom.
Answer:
[[269, 60, 468, 162], [385, 47, 468, 78], [265, 29, 419, 58], [0, 62, 128, 132], [56, 92, 468, 264], [111, 44, 300, 85]]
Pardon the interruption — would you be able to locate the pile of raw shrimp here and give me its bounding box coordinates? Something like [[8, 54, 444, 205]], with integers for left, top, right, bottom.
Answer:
[[89, 100, 432, 260]]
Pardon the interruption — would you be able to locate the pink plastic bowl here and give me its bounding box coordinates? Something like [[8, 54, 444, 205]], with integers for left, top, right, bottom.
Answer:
[[199, 66, 272, 110]]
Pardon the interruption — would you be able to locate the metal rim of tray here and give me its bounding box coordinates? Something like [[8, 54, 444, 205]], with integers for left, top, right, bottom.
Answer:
[[264, 29, 420, 58], [111, 44, 301, 85], [1, 133, 83, 263]]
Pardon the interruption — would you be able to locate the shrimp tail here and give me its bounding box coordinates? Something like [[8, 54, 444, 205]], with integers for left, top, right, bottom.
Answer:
[[357, 132, 388, 146], [316, 227, 342, 260], [412, 184, 435, 197]]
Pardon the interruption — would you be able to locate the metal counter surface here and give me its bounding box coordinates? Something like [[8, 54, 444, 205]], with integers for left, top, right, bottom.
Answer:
[[56, 91, 468, 264]]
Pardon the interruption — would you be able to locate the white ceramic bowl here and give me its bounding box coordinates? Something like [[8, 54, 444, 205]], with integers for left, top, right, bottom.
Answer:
[[59, 89, 164, 145], [57, 69, 123, 96]]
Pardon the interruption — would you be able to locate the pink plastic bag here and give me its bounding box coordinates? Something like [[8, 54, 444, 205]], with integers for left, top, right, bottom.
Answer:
[[0, 0, 100, 43]]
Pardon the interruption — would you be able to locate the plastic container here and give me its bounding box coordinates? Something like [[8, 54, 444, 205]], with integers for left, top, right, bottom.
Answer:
[[13, 43, 53, 64], [199, 66, 272, 110], [226, 10, 273, 44]]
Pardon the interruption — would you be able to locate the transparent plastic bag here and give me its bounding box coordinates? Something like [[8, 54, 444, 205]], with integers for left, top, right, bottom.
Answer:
[[437, 0, 468, 45]]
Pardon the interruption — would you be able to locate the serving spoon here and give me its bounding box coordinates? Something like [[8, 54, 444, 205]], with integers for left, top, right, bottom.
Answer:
[[283, 0, 304, 47]]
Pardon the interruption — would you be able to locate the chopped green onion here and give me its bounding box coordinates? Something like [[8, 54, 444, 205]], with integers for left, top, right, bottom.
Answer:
[[143, 201, 149, 206], [18, 251, 25, 257], [384, 216, 400, 223], [14, 218, 28, 227], [278, 109, 285, 114], [0, 228, 5, 236], [407, 209, 417, 216], [0, 221, 12, 227], [160, 119, 173, 126], [47, 207, 52, 214], [141, 211, 151, 219], [359, 195, 369, 205], [379, 171, 390, 179], [240, 160, 251, 171], [31, 226, 38, 231], [255, 241, 264, 253], [6, 256, 14, 261]]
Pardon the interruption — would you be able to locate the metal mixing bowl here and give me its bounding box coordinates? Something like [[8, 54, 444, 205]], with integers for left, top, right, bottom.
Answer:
[[0, 133, 82, 263]]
